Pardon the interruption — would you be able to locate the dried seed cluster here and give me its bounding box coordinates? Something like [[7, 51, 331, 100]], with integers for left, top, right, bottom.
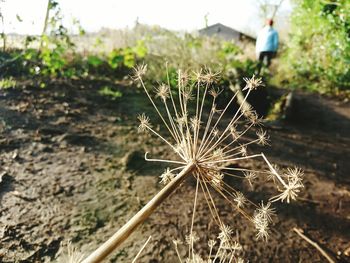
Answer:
[[134, 64, 304, 261]]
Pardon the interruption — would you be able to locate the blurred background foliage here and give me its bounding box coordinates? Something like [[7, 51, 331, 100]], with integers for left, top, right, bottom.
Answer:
[[275, 0, 350, 94], [0, 0, 349, 97]]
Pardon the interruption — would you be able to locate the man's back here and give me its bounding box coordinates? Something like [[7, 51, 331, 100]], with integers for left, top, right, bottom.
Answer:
[[256, 26, 279, 54]]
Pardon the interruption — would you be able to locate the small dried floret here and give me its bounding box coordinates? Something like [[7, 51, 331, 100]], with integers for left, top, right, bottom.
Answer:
[[132, 63, 147, 79], [286, 167, 304, 183], [155, 84, 170, 101], [190, 117, 202, 131], [231, 241, 243, 252], [192, 69, 204, 82], [256, 129, 269, 146], [137, 113, 151, 132], [272, 177, 304, 203], [212, 128, 220, 138], [255, 222, 269, 241], [218, 225, 233, 244], [239, 145, 247, 156], [209, 88, 223, 98], [256, 201, 276, 223], [243, 75, 264, 91], [177, 113, 188, 126], [202, 69, 220, 84], [234, 191, 247, 208], [185, 232, 199, 245], [178, 71, 189, 85], [57, 240, 85, 263], [229, 125, 239, 139], [253, 211, 270, 241], [211, 172, 224, 188], [211, 148, 224, 160], [244, 171, 257, 188], [160, 168, 176, 185], [182, 88, 194, 101], [247, 111, 262, 126]]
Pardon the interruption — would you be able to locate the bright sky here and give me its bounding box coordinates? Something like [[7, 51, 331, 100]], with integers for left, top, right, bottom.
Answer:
[[1, 0, 292, 36]]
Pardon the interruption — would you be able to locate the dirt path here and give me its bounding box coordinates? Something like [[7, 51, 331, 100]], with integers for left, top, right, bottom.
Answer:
[[0, 82, 349, 262]]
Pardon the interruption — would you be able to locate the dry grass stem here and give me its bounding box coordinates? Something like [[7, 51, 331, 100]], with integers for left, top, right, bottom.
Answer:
[[293, 227, 336, 263], [132, 236, 152, 263]]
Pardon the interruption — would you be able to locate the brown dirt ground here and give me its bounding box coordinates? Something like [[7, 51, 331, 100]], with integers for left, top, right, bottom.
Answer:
[[0, 81, 349, 263]]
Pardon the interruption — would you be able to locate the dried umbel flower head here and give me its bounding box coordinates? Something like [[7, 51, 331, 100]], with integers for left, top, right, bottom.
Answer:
[[81, 65, 304, 263], [133, 64, 304, 247]]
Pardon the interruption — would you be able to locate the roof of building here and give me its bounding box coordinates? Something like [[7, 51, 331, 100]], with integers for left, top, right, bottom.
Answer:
[[199, 23, 255, 40]]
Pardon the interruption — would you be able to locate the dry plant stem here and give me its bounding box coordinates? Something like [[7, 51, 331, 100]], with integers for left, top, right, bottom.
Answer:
[[293, 227, 336, 263], [131, 236, 152, 263], [82, 163, 195, 263]]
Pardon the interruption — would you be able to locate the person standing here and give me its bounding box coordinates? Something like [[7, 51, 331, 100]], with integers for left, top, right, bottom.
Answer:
[[256, 19, 279, 74]]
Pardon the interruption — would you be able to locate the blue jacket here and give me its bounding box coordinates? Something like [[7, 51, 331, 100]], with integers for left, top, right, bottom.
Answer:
[[256, 26, 279, 53]]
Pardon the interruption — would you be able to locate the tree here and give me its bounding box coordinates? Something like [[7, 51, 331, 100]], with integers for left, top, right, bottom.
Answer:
[[258, 0, 285, 20]]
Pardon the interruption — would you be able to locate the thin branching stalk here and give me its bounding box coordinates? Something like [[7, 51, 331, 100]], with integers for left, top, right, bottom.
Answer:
[[82, 163, 195, 263]]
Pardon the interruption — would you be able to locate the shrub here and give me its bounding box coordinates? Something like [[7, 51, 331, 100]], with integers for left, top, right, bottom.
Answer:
[[277, 0, 350, 94]]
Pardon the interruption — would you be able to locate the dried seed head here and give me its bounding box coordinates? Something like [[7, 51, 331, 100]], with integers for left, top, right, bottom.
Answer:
[[133, 66, 303, 249], [137, 113, 151, 133], [244, 171, 257, 188], [256, 129, 269, 145], [256, 201, 276, 223], [231, 241, 243, 252], [218, 225, 234, 243], [229, 125, 239, 139], [272, 178, 304, 203], [202, 69, 220, 84], [211, 172, 224, 189], [177, 113, 188, 127], [286, 167, 304, 183], [243, 75, 264, 91], [239, 145, 247, 156], [234, 191, 247, 208], [132, 63, 147, 79], [155, 84, 170, 101], [253, 210, 270, 241], [178, 70, 189, 85], [185, 232, 199, 245], [209, 87, 222, 98], [160, 168, 176, 185], [182, 88, 194, 101], [255, 221, 269, 241], [190, 117, 201, 131]]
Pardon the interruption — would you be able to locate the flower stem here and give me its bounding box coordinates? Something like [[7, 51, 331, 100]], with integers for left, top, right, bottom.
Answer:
[[82, 162, 195, 263]]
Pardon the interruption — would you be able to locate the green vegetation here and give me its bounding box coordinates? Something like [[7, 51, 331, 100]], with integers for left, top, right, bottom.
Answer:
[[277, 0, 350, 94], [0, 76, 16, 89], [99, 86, 123, 99]]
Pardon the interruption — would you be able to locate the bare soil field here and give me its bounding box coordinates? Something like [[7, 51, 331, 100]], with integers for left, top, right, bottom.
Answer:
[[0, 81, 349, 262]]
